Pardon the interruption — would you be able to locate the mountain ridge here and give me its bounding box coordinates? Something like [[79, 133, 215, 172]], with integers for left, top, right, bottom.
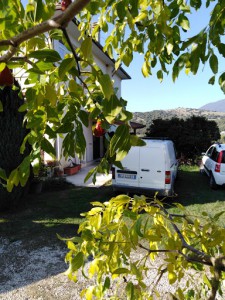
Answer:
[[199, 99, 225, 112], [132, 107, 225, 134]]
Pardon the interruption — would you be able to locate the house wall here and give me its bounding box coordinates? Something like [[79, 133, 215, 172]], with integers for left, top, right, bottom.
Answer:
[[53, 36, 124, 167]]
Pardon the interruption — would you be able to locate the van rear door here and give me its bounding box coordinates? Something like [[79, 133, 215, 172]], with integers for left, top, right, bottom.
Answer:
[[139, 146, 165, 189], [115, 147, 139, 187]]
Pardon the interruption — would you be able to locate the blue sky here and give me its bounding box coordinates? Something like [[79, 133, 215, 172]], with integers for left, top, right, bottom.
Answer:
[[121, 5, 225, 112], [122, 52, 225, 112], [21, 1, 224, 112]]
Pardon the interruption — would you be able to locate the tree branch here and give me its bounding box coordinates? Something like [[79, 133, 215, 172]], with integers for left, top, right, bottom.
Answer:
[[138, 243, 178, 254], [159, 204, 212, 264], [10, 56, 35, 67], [0, 0, 91, 63]]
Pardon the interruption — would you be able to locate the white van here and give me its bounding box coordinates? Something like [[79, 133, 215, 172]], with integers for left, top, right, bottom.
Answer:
[[112, 138, 178, 196]]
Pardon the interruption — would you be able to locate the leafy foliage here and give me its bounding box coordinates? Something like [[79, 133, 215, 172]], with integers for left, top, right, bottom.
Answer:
[[146, 116, 220, 160], [62, 194, 225, 300], [1, 1, 225, 298], [0, 83, 30, 210]]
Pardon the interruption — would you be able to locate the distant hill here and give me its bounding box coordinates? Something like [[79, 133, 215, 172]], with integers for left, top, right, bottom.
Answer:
[[132, 107, 225, 135], [200, 99, 225, 112]]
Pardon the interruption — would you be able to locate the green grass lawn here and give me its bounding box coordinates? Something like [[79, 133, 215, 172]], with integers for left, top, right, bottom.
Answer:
[[170, 165, 225, 226], [0, 181, 114, 244], [0, 166, 224, 245]]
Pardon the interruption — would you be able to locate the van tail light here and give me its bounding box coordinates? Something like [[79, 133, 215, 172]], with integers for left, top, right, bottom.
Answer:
[[215, 164, 221, 172], [111, 167, 115, 179], [215, 152, 223, 173], [165, 171, 171, 184]]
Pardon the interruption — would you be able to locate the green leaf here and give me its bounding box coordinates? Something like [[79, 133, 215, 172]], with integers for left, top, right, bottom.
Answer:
[[130, 135, 146, 147], [126, 282, 134, 300], [190, 47, 200, 74], [113, 268, 129, 275], [116, 1, 126, 20], [166, 42, 174, 55], [142, 61, 150, 77], [78, 110, 89, 127], [102, 95, 123, 123], [113, 160, 123, 169], [120, 110, 133, 122], [177, 14, 190, 31], [103, 277, 110, 292], [36, 61, 54, 72], [116, 148, 130, 161], [80, 37, 93, 60], [71, 252, 84, 272], [219, 72, 225, 93], [41, 138, 56, 158], [168, 271, 177, 284], [209, 54, 218, 74], [80, 229, 94, 241], [7, 169, 20, 192], [135, 216, 144, 237], [28, 49, 61, 62], [0, 63, 6, 72], [218, 43, 225, 58], [110, 125, 130, 157], [84, 166, 97, 183], [111, 194, 130, 205], [68, 80, 83, 97], [122, 49, 133, 67], [18, 156, 31, 187], [208, 75, 215, 85], [203, 274, 211, 288], [157, 70, 163, 82], [98, 74, 114, 100], [58, 58, 75, 80], [213, 211, 225, 221], [45, 84, 57, 106], [190, 0, 202, 9], [56, 123, 74, 134]]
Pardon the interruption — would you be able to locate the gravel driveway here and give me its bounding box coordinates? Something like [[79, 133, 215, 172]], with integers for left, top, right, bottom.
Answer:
[[0, 238, 84, 300], [0, 237, 224, 300]]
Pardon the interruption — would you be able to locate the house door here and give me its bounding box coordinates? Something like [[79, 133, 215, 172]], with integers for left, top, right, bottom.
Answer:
[[93, 136, 101, 160]]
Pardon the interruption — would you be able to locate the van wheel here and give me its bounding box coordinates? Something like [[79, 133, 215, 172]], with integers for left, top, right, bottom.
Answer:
[[209, 174, 217, 190]]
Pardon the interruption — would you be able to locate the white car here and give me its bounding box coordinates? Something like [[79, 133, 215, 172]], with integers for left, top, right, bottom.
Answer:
[[201, 143, 225, 189]]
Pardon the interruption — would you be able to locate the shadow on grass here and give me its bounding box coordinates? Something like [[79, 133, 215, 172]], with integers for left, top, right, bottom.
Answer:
[[0, 185, 114, 295], [175, 169, 225, 206]]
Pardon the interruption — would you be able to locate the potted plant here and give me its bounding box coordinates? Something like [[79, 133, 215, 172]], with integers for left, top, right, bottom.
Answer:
[[63, 158, 81, 176]]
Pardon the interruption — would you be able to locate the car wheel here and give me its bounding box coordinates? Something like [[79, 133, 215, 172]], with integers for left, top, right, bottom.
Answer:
[[200, 168, 205, 175], [209, 174, 217, 190]]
